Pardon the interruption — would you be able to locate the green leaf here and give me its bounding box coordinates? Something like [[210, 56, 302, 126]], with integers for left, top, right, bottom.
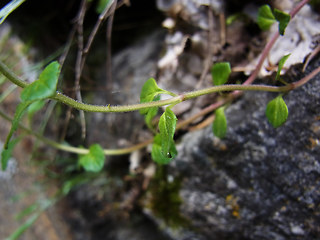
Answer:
[[21, 61, 60, 102], [144, 95, 160, 130], [226, 13, 241, 25], [27, 99, 46, 122], [274, 9, 291, 35], [257, 5, 276, 30], [0, 0, 26, 24], [140, 78, 170, 115], [5, 213, 39, 240], [145, 106, 158, 130], [96, 0, 111, 14], [15, 204, 38, 221], [226, 13, 249, 25], [27, 100, 46, 115], [4, 101, 33, 150], [266, 95, 288, 128], [1, 137, 20, 170], [158, 108, 177, 155], [79, 144, 105, 172], [151, 134, 177, 164], [276, 54, 291, 81], [61, 175, 90, 195], [211, 62, 231, 86], [212, 107, 227, 138], [257, 5, 291, 35]]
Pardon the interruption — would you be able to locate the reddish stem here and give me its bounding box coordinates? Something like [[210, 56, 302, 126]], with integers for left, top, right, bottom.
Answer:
[[179, 0, 312, 129]]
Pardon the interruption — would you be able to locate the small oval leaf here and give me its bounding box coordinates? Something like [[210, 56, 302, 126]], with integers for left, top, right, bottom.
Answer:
[[158, 108, 177, 155], [144, 95, 160, 130], [212, 107, 227, 138], [139, 78, 167, 115], [21, 61, 60, 101], [4, 100, 33, 150], [79, 144, 105, 172], [140, 78, 165, 103], [266, 95, 288, 128], [211, 62, 231, 86], [257, 5, 276, 30], [151, 134, 177, 164], [276, 54, 291, 81], [274, 9, 291, 35], [96, 0, 111, 14], [1, 137, 20, 170]]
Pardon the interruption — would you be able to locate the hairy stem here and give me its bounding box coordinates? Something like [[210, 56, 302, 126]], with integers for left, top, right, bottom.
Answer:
[[0, 109, 153, 155], [1, 59, 318, 113]]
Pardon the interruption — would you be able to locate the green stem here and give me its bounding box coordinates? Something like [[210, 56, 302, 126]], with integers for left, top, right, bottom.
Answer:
[[1, 59, 310, 113], [53, 91, 183, 112], [181, 84, 290, 101], [0, 63, 318, 157], [0, 60, 28, 88], [0, 109, 152, 155]]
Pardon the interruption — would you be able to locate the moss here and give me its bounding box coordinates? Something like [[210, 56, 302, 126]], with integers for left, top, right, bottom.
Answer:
[[147, 165, 190, 229]]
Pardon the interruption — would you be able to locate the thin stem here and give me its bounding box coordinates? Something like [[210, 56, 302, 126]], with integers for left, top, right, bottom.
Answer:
[[196, 6, 214, 89], [2, 67, 318, 156], [244, 0, 309, 86], [1, 59, 318, 113], [182, 84, 290, 100], [292, 65, 320, 89], [191, 0, 311, 126], [55, 0, 312, 113], [0, 109, 153, 155], [244, 31, 279, 85], [83, 0, 116, 57], [106, 0, 117, 90], [176, 100, 225, 129], [75, 0, 87, 139], [0, 67, 318, 156], [52, 84, 289, 112], [290, 0, 309, 18], [0, 60, 28, 88]]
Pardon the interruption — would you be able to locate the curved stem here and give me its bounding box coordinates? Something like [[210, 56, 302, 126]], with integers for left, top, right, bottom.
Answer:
[[1, 62, 318, 156], [244, 0, 309, 86], [0, 109, 153, 155], [1, 58, 317, 113], [0, 66, 318, 156], [0, 0, 314, 157], [290, 0, 309, 18], [188, 0, 311, 126], [0, 60, 299, 113], [0, 61, 28, 88], [292, 65, 320, 88]]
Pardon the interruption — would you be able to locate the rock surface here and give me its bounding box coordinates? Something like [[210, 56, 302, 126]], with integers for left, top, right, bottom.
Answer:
[[159, 57, 320, 240]]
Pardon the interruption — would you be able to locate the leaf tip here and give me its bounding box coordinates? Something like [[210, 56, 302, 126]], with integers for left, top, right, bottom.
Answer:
[[266, 95, 288, 128]]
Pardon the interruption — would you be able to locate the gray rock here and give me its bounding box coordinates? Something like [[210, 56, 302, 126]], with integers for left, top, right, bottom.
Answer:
[[160, 58, 320, 239]]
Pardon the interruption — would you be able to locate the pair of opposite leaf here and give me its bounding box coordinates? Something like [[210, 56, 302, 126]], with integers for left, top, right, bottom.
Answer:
[[1, 61, 60, 170], [211, 5, 291, 138], [1, 61, 106, 173], [211, 55, 290, 138], [142, 55, 290, 164], [139, 78, 178, 164]]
